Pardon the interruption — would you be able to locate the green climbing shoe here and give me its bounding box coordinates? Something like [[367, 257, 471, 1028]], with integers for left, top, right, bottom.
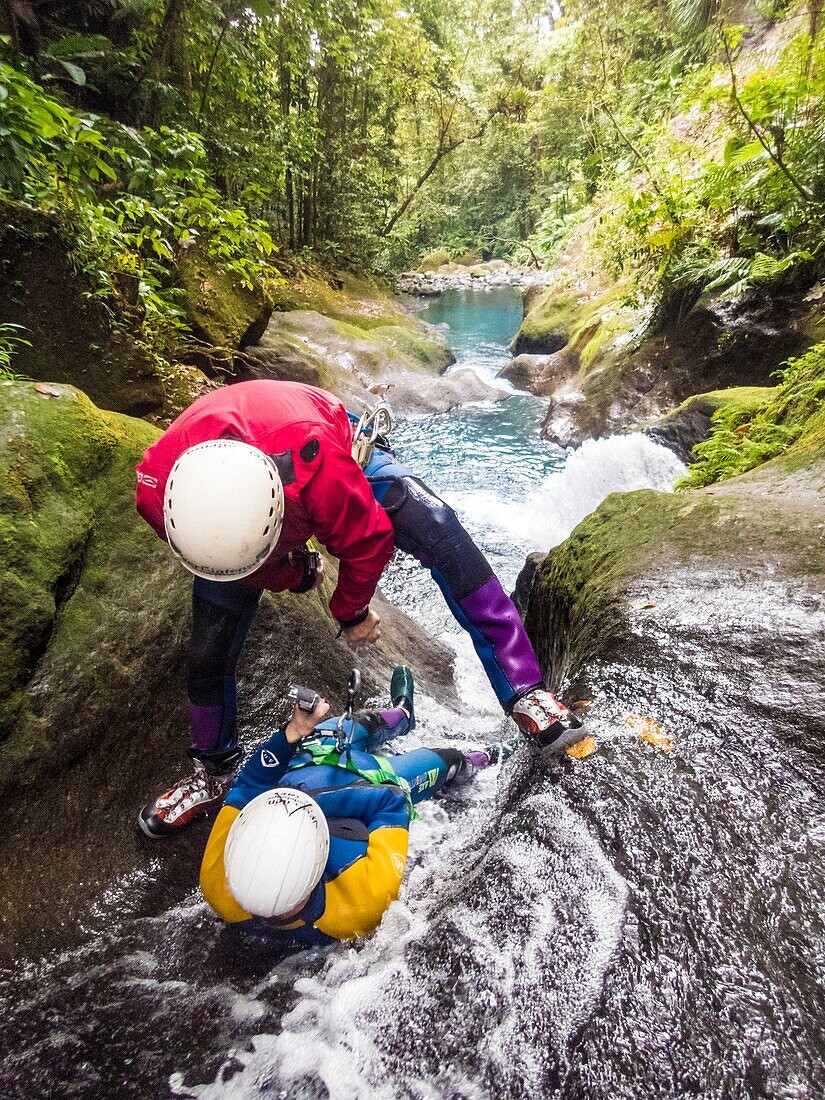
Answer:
[[390, 665, 415, 729]]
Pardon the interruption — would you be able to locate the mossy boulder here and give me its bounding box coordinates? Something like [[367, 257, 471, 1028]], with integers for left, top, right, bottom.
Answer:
[[511, 289, 582, 355], [541, 290, 824, 447], [0, 199, 164, 416], [269, 271, 413, 332], [176, 243, 274, 349], [0, 380, 456, 955], [419, 249, 453, 272], [645, 386, 773, 463], [236, 300, 453, 408], [524, 443, 825, 690]]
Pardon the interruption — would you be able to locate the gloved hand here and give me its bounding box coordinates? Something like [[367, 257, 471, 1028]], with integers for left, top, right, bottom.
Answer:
[[342, 608, 381, 647], [512, 689, 585, 751], [289, 547, 325, 593], [285, 697, 331, 743]]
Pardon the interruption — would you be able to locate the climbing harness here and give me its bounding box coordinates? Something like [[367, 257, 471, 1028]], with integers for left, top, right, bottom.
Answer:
[[351, 395, 394, 469], [293, 667, 418, 818]]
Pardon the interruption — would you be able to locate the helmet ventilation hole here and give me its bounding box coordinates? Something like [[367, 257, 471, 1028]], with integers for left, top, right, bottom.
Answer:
[[263, 525, 269, 536]]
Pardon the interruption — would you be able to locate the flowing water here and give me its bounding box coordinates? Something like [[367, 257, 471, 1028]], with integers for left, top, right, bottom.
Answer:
[[1, 287, 823, 1100]]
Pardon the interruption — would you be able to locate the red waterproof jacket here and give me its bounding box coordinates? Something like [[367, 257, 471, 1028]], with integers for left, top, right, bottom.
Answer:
[[135, 381, 395, 623]]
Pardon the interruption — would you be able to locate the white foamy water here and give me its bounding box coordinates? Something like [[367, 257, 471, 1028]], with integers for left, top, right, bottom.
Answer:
[[179, 295, 686, 1097], [189, 777, 628, 1100], [444, 432, 686, 558], [185, 427, 685, 1096]]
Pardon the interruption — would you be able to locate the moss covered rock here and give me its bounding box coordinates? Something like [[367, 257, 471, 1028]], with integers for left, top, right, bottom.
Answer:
[[645, 386, 773, 463], [270, 271, 414, 332], [524, 443, 825, 689], [511, 290, 582, 355], [236, 297, 453, 408], [540, 290, 824, 447], [0, 199, 164, 416], [0, 381, 456, 955], [176, 243, 274, 349]]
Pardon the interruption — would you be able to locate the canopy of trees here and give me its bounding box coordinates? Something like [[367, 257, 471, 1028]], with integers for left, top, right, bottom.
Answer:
[[0, 0, 823, 300]]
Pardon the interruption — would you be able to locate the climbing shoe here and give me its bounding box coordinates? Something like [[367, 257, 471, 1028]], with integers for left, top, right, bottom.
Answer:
[[511, 689, 586, 754], [138, 758, 235, 838], [390, 664, 416, 729]]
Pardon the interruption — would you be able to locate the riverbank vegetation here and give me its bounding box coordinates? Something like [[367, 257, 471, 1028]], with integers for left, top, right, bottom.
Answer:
[[0, 0, 823, 475]]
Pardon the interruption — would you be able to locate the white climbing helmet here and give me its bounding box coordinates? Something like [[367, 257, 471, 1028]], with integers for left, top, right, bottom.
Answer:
[[163, 440, 284, 580], [224, 788, 330, 918]]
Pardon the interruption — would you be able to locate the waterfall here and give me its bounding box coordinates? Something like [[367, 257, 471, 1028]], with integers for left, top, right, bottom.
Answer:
[[443, 433, 686, 565]]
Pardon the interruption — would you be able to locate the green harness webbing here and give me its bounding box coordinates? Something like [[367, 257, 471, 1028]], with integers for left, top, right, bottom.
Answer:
[[291, 740, 419, 820]]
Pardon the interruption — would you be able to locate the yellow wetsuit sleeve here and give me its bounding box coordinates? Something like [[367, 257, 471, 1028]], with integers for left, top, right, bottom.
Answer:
[[315, 825, 409, 941], [199, 805, 252, 923]]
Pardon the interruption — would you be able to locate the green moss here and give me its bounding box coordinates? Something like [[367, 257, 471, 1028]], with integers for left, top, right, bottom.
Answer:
[[270, 271, 409, 333], [525, 458, 825, 685], [418, 249, 452, 272], [371, 324, 449, 371], [262, 307, 450, 397], [682, 341, 825, 487], [679, 386, 773, 414], [0, 381, 159, 740], [177, 245, 273, 347], [513, 287, 630, 358], [453, 249, 483, 267]]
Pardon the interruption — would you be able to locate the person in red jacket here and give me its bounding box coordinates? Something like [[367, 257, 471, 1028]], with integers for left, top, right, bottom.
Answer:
[[135, 380, 583, 837]]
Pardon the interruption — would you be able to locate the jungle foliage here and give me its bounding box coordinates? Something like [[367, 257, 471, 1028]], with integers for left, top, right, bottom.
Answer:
[[681, 335, 825, 486], [0, 0, 539, 271], [1, 0, 824, 415], [2, 1, 823, 277]]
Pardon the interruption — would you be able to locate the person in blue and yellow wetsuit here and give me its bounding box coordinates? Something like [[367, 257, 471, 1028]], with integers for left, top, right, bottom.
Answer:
[[200, 666, 512, 945]]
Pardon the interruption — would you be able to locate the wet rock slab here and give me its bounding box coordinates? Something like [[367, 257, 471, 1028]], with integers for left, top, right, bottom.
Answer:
[[519, 446, 825, 1097], [0, 381, 457, 959]]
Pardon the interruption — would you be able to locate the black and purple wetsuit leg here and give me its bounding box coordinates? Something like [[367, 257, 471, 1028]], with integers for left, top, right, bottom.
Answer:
[[364, 449, 542, 712], [187, 576, 261, 769]]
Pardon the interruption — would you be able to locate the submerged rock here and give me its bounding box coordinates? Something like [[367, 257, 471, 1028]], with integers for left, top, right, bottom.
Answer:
[[521, 444, 825, 1095], [0, 381, 456, 956]]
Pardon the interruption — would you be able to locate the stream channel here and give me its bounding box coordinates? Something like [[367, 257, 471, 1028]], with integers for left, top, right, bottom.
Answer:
[[0, 287, 822, 1099]]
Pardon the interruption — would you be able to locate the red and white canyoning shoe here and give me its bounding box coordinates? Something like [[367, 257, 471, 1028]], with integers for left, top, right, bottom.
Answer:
[[511, 689, 586, 754], [138, 759, 234, 838]]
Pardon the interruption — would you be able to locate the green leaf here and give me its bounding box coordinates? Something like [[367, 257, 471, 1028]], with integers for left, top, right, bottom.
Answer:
[[723, 138, 765, 168], [56, 60, 86, 86]]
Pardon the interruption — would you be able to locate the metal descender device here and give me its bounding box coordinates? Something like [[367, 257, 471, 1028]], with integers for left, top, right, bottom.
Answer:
[[335, 668, 362, 755], [351, 396, 394, 469]]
